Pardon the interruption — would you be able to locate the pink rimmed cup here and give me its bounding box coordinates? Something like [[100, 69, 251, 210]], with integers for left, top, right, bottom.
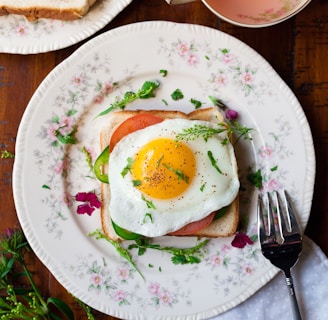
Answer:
[[166, 0, 311, 28]]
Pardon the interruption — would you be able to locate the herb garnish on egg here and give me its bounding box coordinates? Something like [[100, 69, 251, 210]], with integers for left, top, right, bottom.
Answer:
[[121, 157, 133, 177], [207, 150, 224, 175], [162, 163, 190, 183]]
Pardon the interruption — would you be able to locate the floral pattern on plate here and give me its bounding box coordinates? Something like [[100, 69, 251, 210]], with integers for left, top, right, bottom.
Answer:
[[13, 22, 314, 319], [0, 0, 133, 54]]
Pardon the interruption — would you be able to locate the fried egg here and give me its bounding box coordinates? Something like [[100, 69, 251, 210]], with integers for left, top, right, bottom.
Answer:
[[108, 118, 239, 237]]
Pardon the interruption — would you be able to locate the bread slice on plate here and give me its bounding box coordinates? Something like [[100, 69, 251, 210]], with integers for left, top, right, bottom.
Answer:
[[0, 0, 97, 21], [99, 107, 239, 241]]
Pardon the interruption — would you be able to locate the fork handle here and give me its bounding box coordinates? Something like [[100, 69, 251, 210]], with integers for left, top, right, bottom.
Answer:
[[285, 275, 302, 320]]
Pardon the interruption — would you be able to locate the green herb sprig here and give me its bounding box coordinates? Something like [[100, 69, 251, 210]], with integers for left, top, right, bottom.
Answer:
[[247, 168, 263, 189], [176, 123, 231, 143], [96, 80, 160, 117], [0, 228, 94, 319], [88, 230, 144, 280], [128, 237, 210, 265], [176, 121, 252, 146]]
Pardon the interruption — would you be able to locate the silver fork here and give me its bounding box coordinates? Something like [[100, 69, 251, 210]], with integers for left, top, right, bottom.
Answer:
[[258, 190, 303, 320]]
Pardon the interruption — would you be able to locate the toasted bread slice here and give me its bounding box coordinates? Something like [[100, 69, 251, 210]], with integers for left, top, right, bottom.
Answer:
[[100, 107, 239, 241], [0, 0, 97, 21]]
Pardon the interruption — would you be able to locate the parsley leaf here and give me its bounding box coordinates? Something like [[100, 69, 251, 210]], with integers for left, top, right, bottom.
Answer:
[[121, 157, 134, 177], [247, 169, 263, 189], [190, 98, 202, 109], [96, 80, 160, 117], [171, 88, 184, 101]]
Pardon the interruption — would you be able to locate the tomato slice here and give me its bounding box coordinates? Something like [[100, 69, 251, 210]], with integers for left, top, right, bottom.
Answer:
[[168, 212, 216, 236], [109, 113, 164, 151]]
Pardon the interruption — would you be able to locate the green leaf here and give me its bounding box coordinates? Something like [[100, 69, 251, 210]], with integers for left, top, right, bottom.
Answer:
[[207, 150, 223, 174], [171, 88, 184, 101], [247, 169, 263, 189], [96, 81, 160, 117], [138, 81, 160, 99], [208, 95, 225, 107], [0, 257, 15, 279], [171, 255, 188, 265], [214, 206, 228, 220], [121, 157, 134, 177], [141, 195, 156, 209], [111, 221, 142, 240], [190, 98, 202, 109], [270, 165, 278, 172], [160, 69, 168, 77], [47, 297, 74, 320]]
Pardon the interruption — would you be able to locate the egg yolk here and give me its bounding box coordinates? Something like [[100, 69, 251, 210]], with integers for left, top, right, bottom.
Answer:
[[131, 138, 196, 199]]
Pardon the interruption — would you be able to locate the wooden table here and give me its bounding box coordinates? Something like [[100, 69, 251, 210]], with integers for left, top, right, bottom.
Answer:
[[0, 0, 327, 319]]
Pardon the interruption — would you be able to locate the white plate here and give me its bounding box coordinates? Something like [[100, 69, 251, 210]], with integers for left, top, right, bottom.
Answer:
[[0, 0, 132, 54], [13, 21, 315, 319]]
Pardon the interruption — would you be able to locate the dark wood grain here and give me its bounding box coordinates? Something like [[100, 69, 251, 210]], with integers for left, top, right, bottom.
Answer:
[[0, 0, 327, 319]]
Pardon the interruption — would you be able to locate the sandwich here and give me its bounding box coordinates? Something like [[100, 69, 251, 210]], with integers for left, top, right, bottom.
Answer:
[[97, 107, 240, 241], [0, 0, 97, 21]]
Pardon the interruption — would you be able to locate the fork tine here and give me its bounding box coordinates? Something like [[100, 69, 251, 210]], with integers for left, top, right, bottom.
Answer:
[[267, 192, 277, 239], [257, 194, 266, 241], [282, 190, 301, 235], [273, 191, 288, 240]]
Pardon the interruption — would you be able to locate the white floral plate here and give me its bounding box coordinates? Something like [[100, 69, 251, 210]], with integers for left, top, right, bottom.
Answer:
[[0, 0, 132, 54], [13, 21, 315, 319]]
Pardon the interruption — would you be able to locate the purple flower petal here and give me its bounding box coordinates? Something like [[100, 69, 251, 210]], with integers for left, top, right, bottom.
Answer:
[[225, 109, 238, 120], [77, 203, 95, 216], [231, 232, 253, 249], [75, 192, 88, 202], [90, 197, 101, 208], [75, 192, 101, 216], [6, 228, 13, 237]]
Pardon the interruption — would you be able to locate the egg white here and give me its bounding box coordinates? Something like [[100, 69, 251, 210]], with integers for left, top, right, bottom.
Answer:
[[108, 118, 240, 237]]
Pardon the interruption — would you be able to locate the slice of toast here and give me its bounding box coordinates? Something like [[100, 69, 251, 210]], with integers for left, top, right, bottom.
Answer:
[[0, 0, 97, 21], [100, 107, 239, 241]]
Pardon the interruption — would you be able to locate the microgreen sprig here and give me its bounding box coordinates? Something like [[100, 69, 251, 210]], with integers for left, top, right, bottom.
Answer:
[[88, 230, 144, 280], [96, 80, 160, 117], [176, 121, 252, 146], [176, 123, 231, 143]]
